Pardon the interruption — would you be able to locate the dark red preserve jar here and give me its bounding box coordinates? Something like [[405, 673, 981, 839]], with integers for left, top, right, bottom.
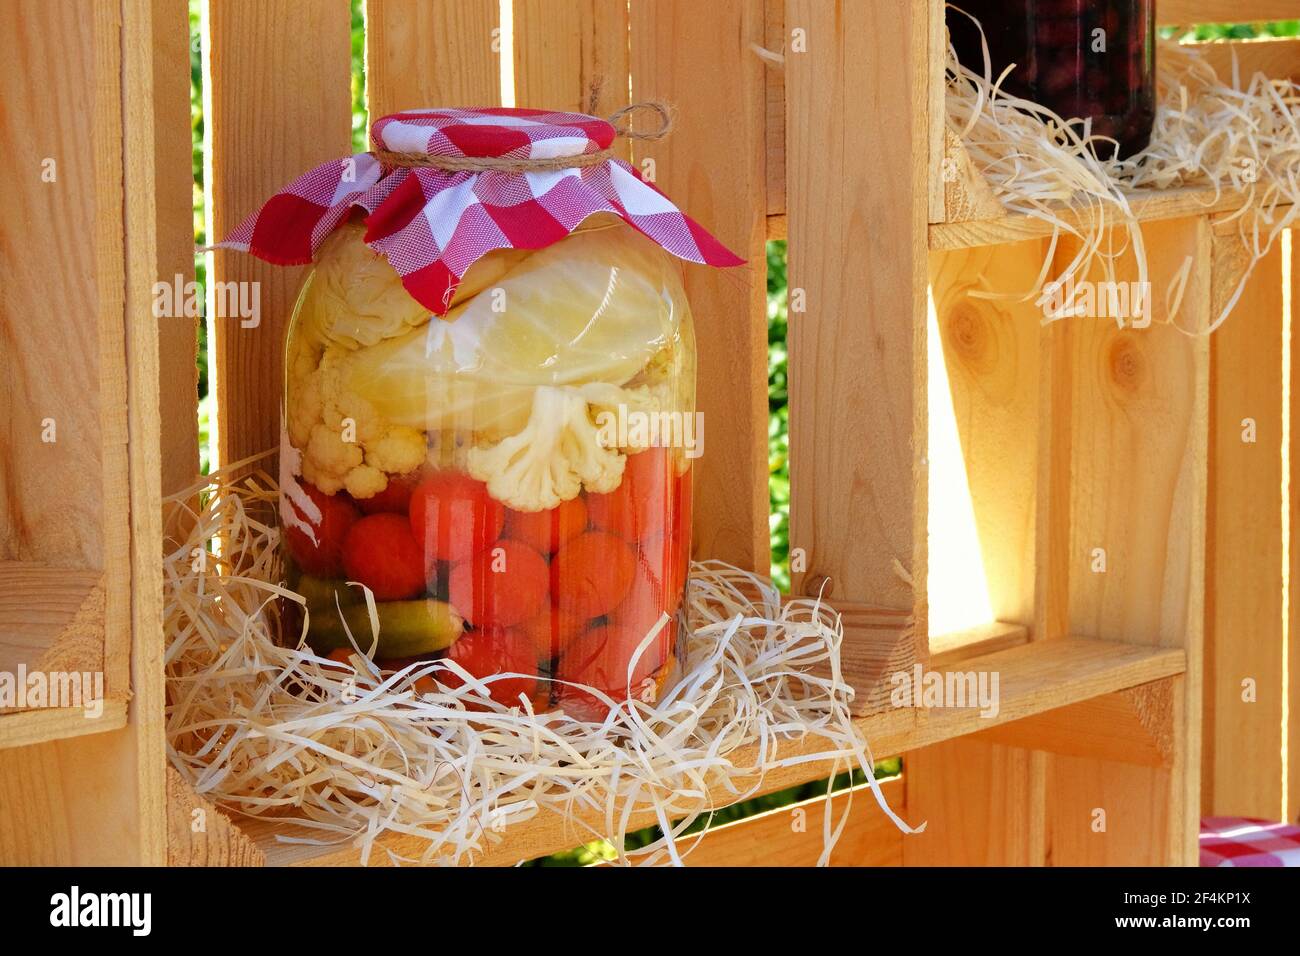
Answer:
[[948, 1, 1156, 158]]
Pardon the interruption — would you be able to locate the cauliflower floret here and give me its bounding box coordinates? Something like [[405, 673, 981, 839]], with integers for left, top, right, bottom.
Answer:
[[343, 463, 388, 500], [578, 380, 673, 454], [467, 386, 626, 512], [363, 425, 425, 475], [306, 423, 364, 479]]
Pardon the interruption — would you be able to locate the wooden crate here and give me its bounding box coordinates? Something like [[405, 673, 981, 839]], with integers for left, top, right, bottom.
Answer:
[[3, 0, 1294, 867]]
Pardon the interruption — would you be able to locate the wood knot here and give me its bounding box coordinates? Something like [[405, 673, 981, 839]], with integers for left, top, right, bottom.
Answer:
[[1107, 332, 1145, 393], [803, 574, 833, 599], [946, 304, 995, 375]]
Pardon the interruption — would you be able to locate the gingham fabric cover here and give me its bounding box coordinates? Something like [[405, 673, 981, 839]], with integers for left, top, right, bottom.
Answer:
[[220, 107, 744, 314], [1200, 816, 1300, 866]]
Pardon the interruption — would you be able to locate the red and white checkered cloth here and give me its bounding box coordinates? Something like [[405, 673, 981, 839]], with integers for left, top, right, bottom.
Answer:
[[220, 107, 744, 314], [1200, 816, 1300, 866]]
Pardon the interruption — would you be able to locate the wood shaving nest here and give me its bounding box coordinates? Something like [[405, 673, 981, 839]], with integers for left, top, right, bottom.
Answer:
[[163, 455, 915, 866], [948, 9, 1300, 332]]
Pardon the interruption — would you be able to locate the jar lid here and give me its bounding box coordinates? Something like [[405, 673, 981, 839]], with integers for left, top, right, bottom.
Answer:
[[219, 106, 743, 315], [370, 107, 616, 160]]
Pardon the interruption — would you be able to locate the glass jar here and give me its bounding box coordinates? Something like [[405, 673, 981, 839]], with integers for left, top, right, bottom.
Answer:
[[280, 214, 695, 719], [948, 1, 1156, 158]]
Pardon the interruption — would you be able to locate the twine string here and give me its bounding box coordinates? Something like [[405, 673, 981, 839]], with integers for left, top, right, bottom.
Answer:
[[374, 100, 673, 173]]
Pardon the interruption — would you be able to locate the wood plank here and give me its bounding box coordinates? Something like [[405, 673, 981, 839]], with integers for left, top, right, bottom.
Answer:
[[977, 679, 1177, 767], [167, 767, 265, 866], [764, 0, 785, 219], [1197, 37, 1300, 85], [203, 0, 352, 467], [511, 0, 628, 121], [1051, 218, 1210, 867], [1205, 242, 1286, 821], [682, 777, 905, 866], [122, 0, 185, 869], [0, 563, 104, 677], [1160, 1, 1300, 24], [0, 702, 128, 753], [630, 0, 770, 572], [904, 740, 1041, 865], [929, 185, 1251, 252], [787, 0, 929, 618], [237, 636, 1185, 865], [365, 0, 500, 117], [1288, 230, 1300, 826], [152, 0, 202, 496]]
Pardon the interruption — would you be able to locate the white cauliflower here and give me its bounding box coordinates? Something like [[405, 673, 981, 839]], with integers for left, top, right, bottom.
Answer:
[[467, 386, 626, 512]]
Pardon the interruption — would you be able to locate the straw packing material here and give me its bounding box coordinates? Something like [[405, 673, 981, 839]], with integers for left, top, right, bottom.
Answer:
[[946, 11, 1300, 333], [164, 456, 915, 866]]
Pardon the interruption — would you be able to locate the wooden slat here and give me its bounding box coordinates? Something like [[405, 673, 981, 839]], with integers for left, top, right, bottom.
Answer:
[[167, 767, 264, 866], [241, 636, 1185, 865], [1204, 242, 1287, 821], [511, 0, 628, 120], [787, 0, 928, 617], [0, 563, 103, 684], [1160, 1, 1300, 24], [153, 0, 201, 496], [630, 0, 769, 572], [682, 777, 905, 866], [1049, 218, 1210, 867], [365, 0, 500, 117], [764, 0, 785, 219], [1288, 232, 1300, 826], [1197, 37, 1300, 85], [203, 0, 353, 467], [905, 740, 1042, 865]]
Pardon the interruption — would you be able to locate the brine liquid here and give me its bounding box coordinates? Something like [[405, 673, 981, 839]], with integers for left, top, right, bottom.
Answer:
[[949, 1, 1155, 158]]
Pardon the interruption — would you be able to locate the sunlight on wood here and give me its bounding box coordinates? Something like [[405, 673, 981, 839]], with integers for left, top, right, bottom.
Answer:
[[926, 286, 993, 635]]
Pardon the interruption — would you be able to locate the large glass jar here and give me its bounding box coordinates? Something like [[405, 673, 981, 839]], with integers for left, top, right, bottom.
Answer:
[[280, 214, 694, 719], [949, 1, 1156, 158]]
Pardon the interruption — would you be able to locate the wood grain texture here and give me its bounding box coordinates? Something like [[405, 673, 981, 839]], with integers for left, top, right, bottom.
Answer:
[[1204, 242, 1286, 821], [681, 777, 906, 866], [787, 0, 928, 617], [167, 767, 264, 866], [929, 240, 1046, 631], [1052, 219, 1209, 867], [630, 0, 769, 572], [512, 0, 628, 121], [905, 739, 1040, 865], [366, 0, 501, 117], [204, 0, 352, 467], [1160, 1, 1300, 24], [240, 636, 1184, 865], [152, 0, 201, 496], [977, 679, 1177, 767], [764, 0, 785, 218], [1197, 37, 1300, 86]]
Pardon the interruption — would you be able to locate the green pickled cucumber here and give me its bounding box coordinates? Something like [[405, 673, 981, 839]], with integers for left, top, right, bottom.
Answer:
[[306, 599, 464, 658], [293, 574, 362, 611]]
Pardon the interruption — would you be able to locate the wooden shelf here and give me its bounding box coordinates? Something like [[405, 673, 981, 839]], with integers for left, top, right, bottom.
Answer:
[[0, 561, 125, 750], [929, 184, 1252, 251], [231, 635, 1184, 867]]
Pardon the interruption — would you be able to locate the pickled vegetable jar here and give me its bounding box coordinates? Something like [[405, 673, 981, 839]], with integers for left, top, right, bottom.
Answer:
[[222, 107, 742, 719], [949, 1, 1156, 158]]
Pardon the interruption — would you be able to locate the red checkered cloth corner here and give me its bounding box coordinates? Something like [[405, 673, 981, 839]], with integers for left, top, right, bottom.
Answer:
[[1200, 816, 1300, 866], [219, 107, 744, 314]]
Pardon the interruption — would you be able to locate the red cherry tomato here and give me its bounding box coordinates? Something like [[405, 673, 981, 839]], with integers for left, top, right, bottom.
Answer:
[[448, 539, 550, 628], [585, 448, 669, 542], [517, 606, 589, 663], [504, 495, 588, 555], [409, 471, 506, 565], [441, 627, 538, 708], [609, 556, 675, 637], [551, 531, 636, 620], [554, 618, 676, 720], [356, 470, 420, 515], [284, 481, 360, 578], [343, 513, 427, 600]]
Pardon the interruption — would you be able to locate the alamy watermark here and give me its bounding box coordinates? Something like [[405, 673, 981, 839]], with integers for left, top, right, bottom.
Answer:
[[890, 663, 1000, 718], [153, 273, 261, 328], [0, 665, 104, 718], [595, 404, 705, 459], [1043, 276, 1152, 328]]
